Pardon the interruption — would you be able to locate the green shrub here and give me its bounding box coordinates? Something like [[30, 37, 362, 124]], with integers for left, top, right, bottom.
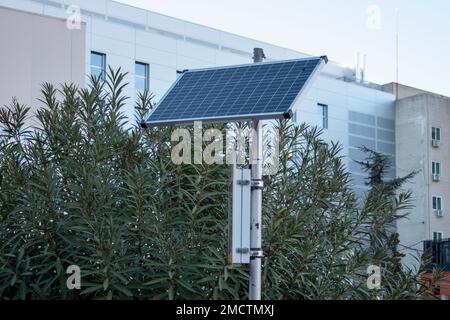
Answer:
[[0, 68, 437, 300]]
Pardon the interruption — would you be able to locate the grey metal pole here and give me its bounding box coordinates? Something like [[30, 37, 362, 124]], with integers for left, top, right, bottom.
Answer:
[[249, 48, 265, 300], [253, 48, 266, 63], [250, 119, 263, 300]]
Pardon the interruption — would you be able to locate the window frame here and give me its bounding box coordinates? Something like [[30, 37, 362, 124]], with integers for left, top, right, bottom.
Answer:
[[318, 103, 328, 130], [135, 61, 150, 93], [432, 127, 441, 141], [432, 161, 442, 175], [433, 231, 444, 242], [432, 196, 443, 211], [90, 51, 106, 80]]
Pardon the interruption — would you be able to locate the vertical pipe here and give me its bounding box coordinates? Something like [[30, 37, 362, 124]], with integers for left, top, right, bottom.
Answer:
[[249, 48, 265, 300], [250, 119, 263, 300], [253, 48, 266, 64]]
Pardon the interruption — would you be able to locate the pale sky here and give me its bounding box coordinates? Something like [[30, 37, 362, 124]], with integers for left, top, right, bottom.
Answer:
[[116, 0, 450, 96]]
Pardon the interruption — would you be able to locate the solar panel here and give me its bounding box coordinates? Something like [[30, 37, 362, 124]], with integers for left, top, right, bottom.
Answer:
[[142, 56, 327, 127]]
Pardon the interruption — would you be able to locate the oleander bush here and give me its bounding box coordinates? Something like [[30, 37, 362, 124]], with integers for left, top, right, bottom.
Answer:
[[0, 68, 439, 300]]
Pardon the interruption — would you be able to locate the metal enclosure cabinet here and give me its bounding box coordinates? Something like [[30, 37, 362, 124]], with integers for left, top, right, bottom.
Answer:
[[228, 166, 251, 265]]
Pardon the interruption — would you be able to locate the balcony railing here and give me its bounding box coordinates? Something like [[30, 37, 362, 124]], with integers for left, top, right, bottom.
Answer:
[[424, 239, 450, 271]]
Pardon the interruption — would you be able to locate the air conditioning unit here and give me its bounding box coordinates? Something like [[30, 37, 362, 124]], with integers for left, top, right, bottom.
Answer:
[[435, 210, 444, 217], [432, 139, 441, 148], [432, 174, 441, 182]]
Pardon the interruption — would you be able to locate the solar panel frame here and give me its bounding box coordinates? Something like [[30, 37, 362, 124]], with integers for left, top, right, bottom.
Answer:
[[142, 56, 327, 127]]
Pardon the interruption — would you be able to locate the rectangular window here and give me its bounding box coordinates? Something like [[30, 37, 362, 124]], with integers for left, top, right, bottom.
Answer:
[[432, 196, 442, 211], [135, 62, 149, 93], [319, 103, 328, 129], [432, 162, 441, 175], [432, 127, 441, 141], [90, 51, 106, 80], [433, 232, 443, 242]]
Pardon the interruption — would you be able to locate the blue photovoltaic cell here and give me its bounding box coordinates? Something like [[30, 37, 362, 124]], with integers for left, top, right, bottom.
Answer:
[[143, 56, 327, 126]]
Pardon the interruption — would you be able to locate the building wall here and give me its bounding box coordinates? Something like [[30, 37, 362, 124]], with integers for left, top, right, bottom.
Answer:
[[0, 0, 398, 201], [0, 1, 394, 124], [383, 82, 449, 101], [0, 1, 397, 209], [0, 6, 85, 113], [299, 76, 396, 198], [396, 93, 450, 270], [383, 83, 426, 99], [422, 273, 450, 300], [427, 95, 450, 239], [0, 0, 397, 181], [0, 0, 314, 118]]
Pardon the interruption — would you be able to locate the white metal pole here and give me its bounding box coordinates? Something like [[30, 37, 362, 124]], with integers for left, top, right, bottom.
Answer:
[[249, 48, 265, 301], [249, 119, 263, 300], [395, 8, 400, 100]]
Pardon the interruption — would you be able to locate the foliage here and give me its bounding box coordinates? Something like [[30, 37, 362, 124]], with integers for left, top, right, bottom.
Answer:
[[0, 69, 436, 300]]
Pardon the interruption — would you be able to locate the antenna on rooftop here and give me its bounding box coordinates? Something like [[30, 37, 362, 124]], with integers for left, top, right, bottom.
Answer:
[[395, 8, 400, 99], [355, 52, 367, 83]]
